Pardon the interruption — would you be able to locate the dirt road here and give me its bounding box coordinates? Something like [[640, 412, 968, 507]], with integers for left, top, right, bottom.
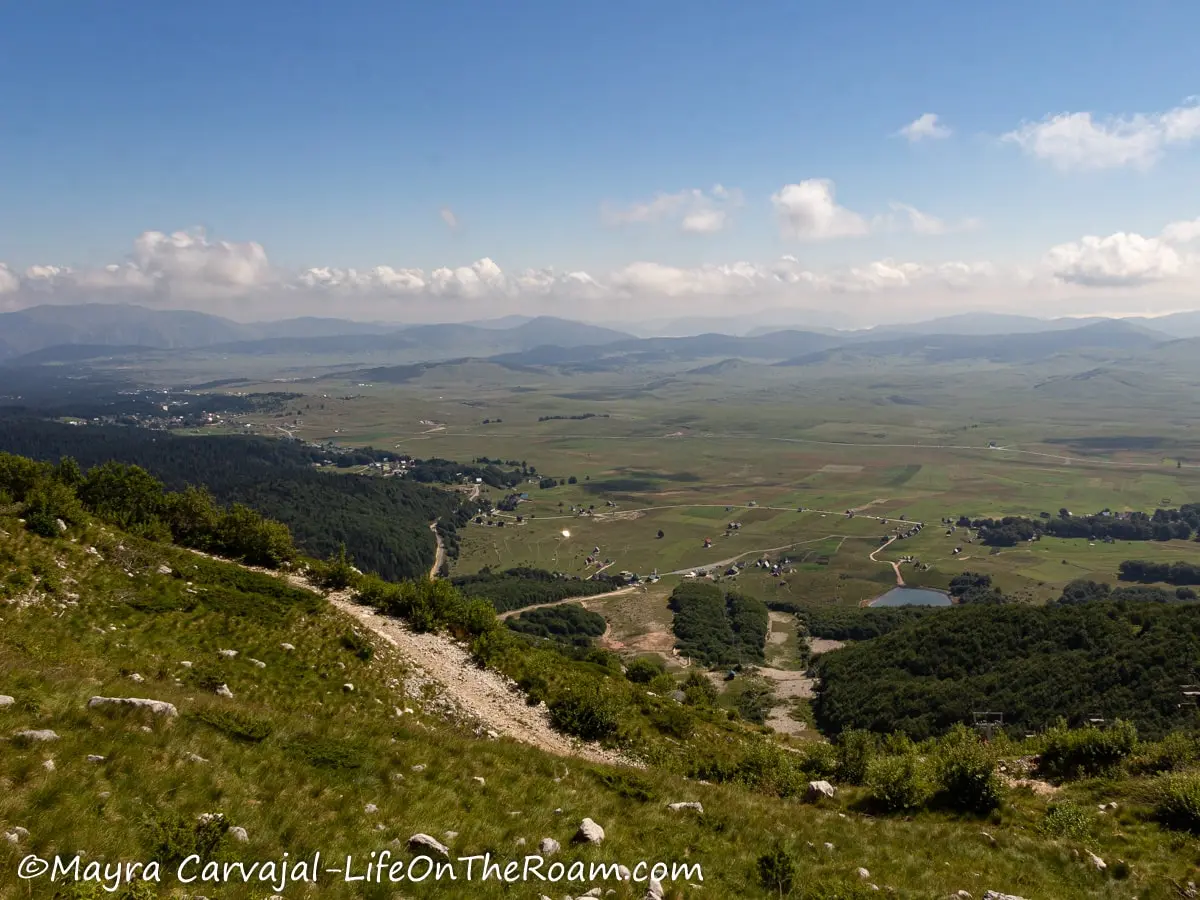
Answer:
[[429, 521, 445, 579], [869, 536, 905, 586], [496, 585, 639, 621], [662, 534, 846, 576]]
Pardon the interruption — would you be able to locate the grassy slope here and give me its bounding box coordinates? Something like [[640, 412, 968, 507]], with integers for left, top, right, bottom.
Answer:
[[3, 517, 1200, 899]]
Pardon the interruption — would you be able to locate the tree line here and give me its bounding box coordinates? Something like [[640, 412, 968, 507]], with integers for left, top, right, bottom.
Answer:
[[451, 566, 622, 613], [0, 418, 470, 580], [811, 601, 1200, 741], [0, 452, 296, 567], [965, 503, 1200, 547]]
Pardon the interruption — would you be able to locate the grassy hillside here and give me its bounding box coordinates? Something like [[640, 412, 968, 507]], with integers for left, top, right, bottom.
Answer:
[[7, 487, 1200, 897]]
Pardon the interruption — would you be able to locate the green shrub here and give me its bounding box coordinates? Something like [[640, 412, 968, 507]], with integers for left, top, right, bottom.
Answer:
[[836, 729, 876, 785], [650, 703, 695, 740], [1037, 802, 1093, 839], [592, 769, 657, 802], [682, 669, 718, 706], [548, 680, 621, 741], [736, 679, 777, 724], [866, 753, 933, 812], [285, 735, 370, 770], [317, 543, 359, 590], [142, 811, 228, 868], [626, 656, 666, 684], [340, 629, 374, 661], [191, 707, 274, 743], [734, 740, 807, 798], [933, 727, 1002, 813], [799, 741, 839, 780], [1155, 772, 1200, 832], [757, 842, 797, 898], [1129, 730, 1198, 775], [1038, 719, 1138, 780]]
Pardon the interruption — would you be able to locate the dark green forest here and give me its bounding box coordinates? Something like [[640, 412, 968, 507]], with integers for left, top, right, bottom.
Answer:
[[0, 417, 468, 580], [669, 582, 769, 666], [1120, 560, 1200, 587], [506, 604, 608, 646], [811, 601, 1200, 741], [766, 599, 939, 641], [966, 504, 1200, 546], [451, 567, 620, 613]]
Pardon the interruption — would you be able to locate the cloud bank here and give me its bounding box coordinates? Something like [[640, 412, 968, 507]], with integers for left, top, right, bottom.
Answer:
[[3, 216, 1199, 326]]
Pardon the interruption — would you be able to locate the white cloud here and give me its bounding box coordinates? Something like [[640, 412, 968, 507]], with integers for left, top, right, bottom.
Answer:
[[440, 207, 459, 230], [131, 229, 272, 291], [772, 180, 870, 241], [1003, 99, 1200, 170], [897, 113, 952, 142], [3, 217, 1200, 323], [1044, 217, 1200, 286], [0, 264, 20, 295], [1161, 217, 1200, 244], [602, 185, 741, 235], [680, 208, 727, 234]]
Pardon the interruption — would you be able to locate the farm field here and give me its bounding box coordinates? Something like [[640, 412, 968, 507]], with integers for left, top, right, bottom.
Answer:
[[186, 360, 1200, 615]]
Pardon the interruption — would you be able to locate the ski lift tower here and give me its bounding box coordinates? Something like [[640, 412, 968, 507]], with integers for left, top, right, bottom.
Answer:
[[1179, 670, 1200, 715], [972, 711, 1004, 742]]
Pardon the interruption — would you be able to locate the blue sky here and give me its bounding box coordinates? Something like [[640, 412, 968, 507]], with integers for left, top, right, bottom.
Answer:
[[2, 1, 1199, 323]]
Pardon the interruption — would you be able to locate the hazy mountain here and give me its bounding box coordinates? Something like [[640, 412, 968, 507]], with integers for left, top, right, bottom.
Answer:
[[491, 329, 842, 369], [0, 305, 634, 364], [1120, 311, 1200, 339], [855, 312, 1115, 338], [0, 304, 246, 361], [776, 320, 1165, 366]]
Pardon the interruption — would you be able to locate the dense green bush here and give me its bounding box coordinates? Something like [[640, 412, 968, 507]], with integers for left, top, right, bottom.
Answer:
[[799, 741, 838, 780], [932, 726, 1002, 813], [682, 669, 718, 706], [625, 656, 666, 684], [1037, 802, 1093, 839], [836, 729, 876, 785], [1037, 720, 1138, 780], [547, 679, 621, 741], [1129, 731, 1199, 775], [1155, 772, 1200, 832], [866, 753, 932, 812]]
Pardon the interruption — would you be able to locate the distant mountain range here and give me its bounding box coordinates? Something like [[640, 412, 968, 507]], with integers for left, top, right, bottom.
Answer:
[[0, 304, 631, 364], [3, 302, 1200, 370]]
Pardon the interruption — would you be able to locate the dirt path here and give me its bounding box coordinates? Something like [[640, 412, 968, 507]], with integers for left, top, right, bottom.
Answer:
[[429, 521, 445, 579], [497, 585, 639, 621], [186, 547, 637, 768], [331, 595, 637, 767], [496, 502, 920, 527], [869, 535, 905, 586], [662, 534, 846, 576]]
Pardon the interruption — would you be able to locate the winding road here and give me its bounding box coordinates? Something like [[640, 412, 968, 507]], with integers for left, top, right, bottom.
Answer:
[[869, 535, 905, 586], [496, 585, 639, 621]]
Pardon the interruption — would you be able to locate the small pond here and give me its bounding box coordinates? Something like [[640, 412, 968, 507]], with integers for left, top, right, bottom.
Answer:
[[870, 587, 952, 607]]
